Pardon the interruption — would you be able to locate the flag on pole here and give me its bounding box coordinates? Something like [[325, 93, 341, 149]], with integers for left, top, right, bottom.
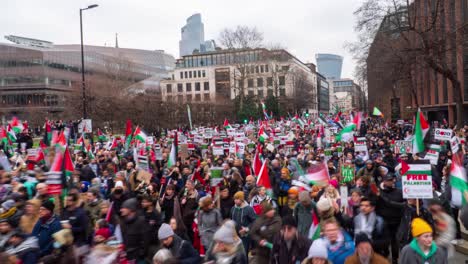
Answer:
[[256, 159, 271, 190], [303, 161, 329, 186], [261, 101, 270, 120], [44, 120, 52, 146], [187, 104, 193, 131], [133, 126, 147, 143], [97, 128, 107, 141], [308, 211, 321, 240], [167, 141, 177, 168], [449, 154, 468, 207], [258, 126, 269, 143], [125, 119, 132, 150], [372, 107, 383, 117], [253, 144, 263, 176], [10, 117, 24, 134], [412, 108, 429, 154], [223, 118, 232, 129]]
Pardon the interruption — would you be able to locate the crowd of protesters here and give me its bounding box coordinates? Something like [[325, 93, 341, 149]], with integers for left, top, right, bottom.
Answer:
[[0, 115, 466, 264]]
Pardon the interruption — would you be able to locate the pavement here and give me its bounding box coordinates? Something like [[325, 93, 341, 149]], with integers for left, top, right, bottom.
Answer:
[[454, 251, 468, 264]]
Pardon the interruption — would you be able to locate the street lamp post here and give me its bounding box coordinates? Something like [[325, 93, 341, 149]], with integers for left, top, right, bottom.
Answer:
[[80, 4, 98, 119]]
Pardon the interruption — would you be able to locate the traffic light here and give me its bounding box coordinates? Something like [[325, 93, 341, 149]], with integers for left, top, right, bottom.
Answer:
[[305, 109, 309, 117]]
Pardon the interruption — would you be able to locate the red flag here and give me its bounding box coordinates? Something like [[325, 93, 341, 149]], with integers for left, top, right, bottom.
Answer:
[[256, 159, 271, 189], [253, 145, 263, 176], [125, 119, 132, 137]]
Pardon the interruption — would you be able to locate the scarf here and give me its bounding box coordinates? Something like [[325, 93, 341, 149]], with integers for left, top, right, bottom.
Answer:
[[355, 212, 377, 238], [0, 207, 16, 219], [325, 231, 344, 252]]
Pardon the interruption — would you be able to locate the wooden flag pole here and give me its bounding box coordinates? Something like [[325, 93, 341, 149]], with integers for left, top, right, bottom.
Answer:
[[416, 198, 420, 216]]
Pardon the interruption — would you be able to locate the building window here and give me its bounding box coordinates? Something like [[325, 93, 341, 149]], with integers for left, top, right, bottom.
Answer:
[[195, 82, 201, 91], [280, 88, 286, 96], [172, 74, 175, 80], [248, 79, 254, 88], [279, 76, 285, 85], [204, 93, 210, 100], [265, 65, 269, 72], [202, 70, 206, 77], [177, 84, 183, 92], [195, 94, 201, 101], [178, 95, 184, 102], [204, 82, 210, 91], [194, 71, 197, 78], [166, 84, 172, 93], [186, 83, 192, 92], [257, 78, 264, 87], [179, 72, 183, 79], [250, 65, 255, 74], [248, 90, 254, 97], [282, 66, 289, 72], [255, 66, 259, 73], [198, 70, 201, 78], [184, 71, 188, 78], [267, 89, 273, 96], [260, 65, 264, 73], [187, 94, 192, 102], [189, 71, 192, 78], [267, 77, 273, 86], [257, 89, 264, 98]]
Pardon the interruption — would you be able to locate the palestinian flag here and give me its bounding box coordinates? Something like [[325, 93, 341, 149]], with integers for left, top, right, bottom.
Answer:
[[97, 128, 107, 142], [261, 101, 270, 120], [308, 211, 321, 240], [258, 126, 269, 143], [167, 132, 178, 168], [0, 127, 11, 146], [85, 144, 95, 160], [317, 113, 328, 126], [336, 122, 355, 142], [450, 154, 468, 207], [293, 115, 306, 128], [55, 131, 67, 151], [10, 117, 24, 134], [372, 107, 383, 117], [35, 148, 45, 164], [412, 108, 429, 154], [303, 161, 329, 186], [133, 126, 147, 143], [253, 144, 263, 176], [6, 125, 16, 143], [223, 118, 232, 129], [125, 119, 132, 150], [74, 135, 84, 152], [256, 159, 271, 189], [44, 120, 52, 146], [63, 146, 75, 179]]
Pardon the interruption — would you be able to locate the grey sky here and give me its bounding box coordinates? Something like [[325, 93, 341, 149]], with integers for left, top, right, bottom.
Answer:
[[2, 0, 362, 79]]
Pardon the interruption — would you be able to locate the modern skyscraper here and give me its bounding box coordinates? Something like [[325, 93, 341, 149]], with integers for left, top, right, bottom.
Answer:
[[315, 53, 343, 79], [179, 14, 215, 57]]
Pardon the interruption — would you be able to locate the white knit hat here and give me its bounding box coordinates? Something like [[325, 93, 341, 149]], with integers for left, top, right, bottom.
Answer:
[[308, 239, 328, 259], [213, 220, 238, 244], [158, 223, 174, 240]]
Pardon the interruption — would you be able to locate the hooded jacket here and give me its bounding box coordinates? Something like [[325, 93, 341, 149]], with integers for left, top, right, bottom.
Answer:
[[31, 214, 62, 256], [399, 239, 447, 264], [293, 202, 316, 237], [197, 208, 222, 249], [230, 201, 257, 234], [319, 230, 355, 264], [376, 183, 404, 225]]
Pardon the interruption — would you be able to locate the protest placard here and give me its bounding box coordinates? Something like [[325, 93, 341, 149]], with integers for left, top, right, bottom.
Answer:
[[78, 119, 92, 133], [450, 136, 460, 153], [424, 149, 439, 165], [355, 137, 367, 152], [212, 146, 224, 155], [341, 165, 354, 183], [394, 140, 413, 154], [434, 128, 453, 141], [402, 163, 433, 199], [210, 167, 224, 186]]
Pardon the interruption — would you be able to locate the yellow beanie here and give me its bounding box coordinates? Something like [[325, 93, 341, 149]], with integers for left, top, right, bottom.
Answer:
[[233, 191, 245, 201], [411, 218, 433, 237]]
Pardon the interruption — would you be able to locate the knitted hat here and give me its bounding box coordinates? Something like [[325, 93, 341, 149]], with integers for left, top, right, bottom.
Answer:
[[213, 222, 237, 244], [328, 179, 338, 189], [95, 228, 111, 240], [158, 223, 174, 240], [355, 232, 371, 246], [307, 239, 328, 259], [1, 200, 15, 210], [316, 198, 332, 212], [288, 187, 299, 196], [41, 200, 55, 213], [53, 229, 74, 246], [121, 198, 138, 212], [411, 218, 433, 237], [298, 191, 311, 203], [282, 215, 297, 228], [233, 191, 245, 201]]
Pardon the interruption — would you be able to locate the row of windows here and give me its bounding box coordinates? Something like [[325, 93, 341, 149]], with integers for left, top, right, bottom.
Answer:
[[334, 80, 353, 87], [242, 76, 285, 88], [179, 70, 206, 80], [176, 50, 262, 68], [166, 82, 210, 93], [1, 94, 60, 106], [245, 64, 273, 74], [167, 93, 211, 102], [0, 76, 72, 87], [245, 88, 286, 97]]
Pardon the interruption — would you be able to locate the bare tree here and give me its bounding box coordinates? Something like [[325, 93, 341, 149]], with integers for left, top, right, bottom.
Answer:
[[351, 0, 466, 126], [219, 26, 264, 50]]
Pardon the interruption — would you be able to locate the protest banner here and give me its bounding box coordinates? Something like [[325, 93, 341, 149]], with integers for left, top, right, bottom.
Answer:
[[402, 163, 433, 199], [341, 165, 354, 183], [394, 140, 413, 154], [212, 146, 224, 155], [154, 144, 163, 160], [434, 128, 452, 141], [324, 149, 332, 161], [210, 167, 224, 186], [450, 136, 460, 153], [355, 137, 367, 152], [424, 149, 439, 165], [78, 119, 92, 133]]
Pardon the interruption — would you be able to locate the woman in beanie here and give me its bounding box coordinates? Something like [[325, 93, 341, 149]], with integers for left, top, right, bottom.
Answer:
[[205, 220, 247, 264], [249, 202, 282, 264], [231, 191, 257, 257], [301, 239, 332, 264], [280, 186, 299, 217], [197, 195, 222, 251], [399, 218, 448, 264], [275, 168, 292, 211]]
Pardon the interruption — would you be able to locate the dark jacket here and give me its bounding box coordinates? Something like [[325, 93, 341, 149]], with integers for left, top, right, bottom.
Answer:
[[270, 232, 311, 264], [376, 185, 404, 225], [6, 236, 39, 264], [61, 207, 89, 246], [120, 215, 151, 260], [230, 201, 257, 233], [353, 212, 389, 256], [220, 196, 234, 219], [31, 215, 62, 257], [293, 202, 316, 237], [250, 214, 282, 263], [143, 209, 162, 244], [164, 234, 201, 264], [109, 192, 129, 217], [160, 195, 176, 223], [397, 204, 435, 249]]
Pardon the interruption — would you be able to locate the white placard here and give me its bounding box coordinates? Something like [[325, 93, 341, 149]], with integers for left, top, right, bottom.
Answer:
[[424, 149, 439, 165], [146, 136, 154, 146], [213, 146, 224, 155], [402, 164, 433, 199], [78, 119, 92, 133], [355, 138, 367, 152], [450, 137, 460, 153], [434, 128, 453, 141]]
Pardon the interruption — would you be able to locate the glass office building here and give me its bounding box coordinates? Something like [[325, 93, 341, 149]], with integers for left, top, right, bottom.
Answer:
[[315, 53, 343, 80]]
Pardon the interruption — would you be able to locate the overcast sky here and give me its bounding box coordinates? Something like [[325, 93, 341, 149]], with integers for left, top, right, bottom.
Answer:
[[2, 0, 363, 79]]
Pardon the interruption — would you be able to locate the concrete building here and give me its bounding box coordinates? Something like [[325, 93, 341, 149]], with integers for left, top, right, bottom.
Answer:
[[330, 79, 364, 113], [315, 53, 343, 79], [179, 14, 216, 57], [160, 48, 318, 116], [0, 35, 175, 116]]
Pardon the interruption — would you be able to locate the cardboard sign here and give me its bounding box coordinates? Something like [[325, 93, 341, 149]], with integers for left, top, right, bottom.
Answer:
[[78, 119, 92, 133], [179, 144, 189, 160], [402, 163, 433, 199], [237, 143, 245, 155], [434, 128, 453, 141], [137, 170, 152, 184], [355, 138, 367, 152], [213, 146, 224, 155], [424, 149, 439, 165], [450, 136, 460, 153], [394, 140, 413, 154]]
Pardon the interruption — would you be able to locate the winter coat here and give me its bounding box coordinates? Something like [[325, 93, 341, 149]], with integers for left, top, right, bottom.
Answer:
[[230, 201, 257, 234], [399, 239, 447, 264], [376, 185, 404, 225], [61, 207, 89, 246], [293, 202, 316, 237], [120, 215, 151, 261], [319, 230, 355, 264], [84, 199, 102, 227], [180, 191, 199, 229], [220, 196, 234, 219], [353, 212, 389, 256], [5, 236, 40, 264], [109, 192, 129, 217], [160, 195, 175, 223], [143, 209, 162, 244], [356, 166, 376, 179], [31, 215, 62, 257], [198, 208, 222, 249], [163, 234, 201, 264], [250, 214, 282, 264], [270, 232, 311, 264], [344, 252, 390, 264], [205, 240, 247, 264], [397, 204, 435, 249], [39, 245, 77, 264]]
